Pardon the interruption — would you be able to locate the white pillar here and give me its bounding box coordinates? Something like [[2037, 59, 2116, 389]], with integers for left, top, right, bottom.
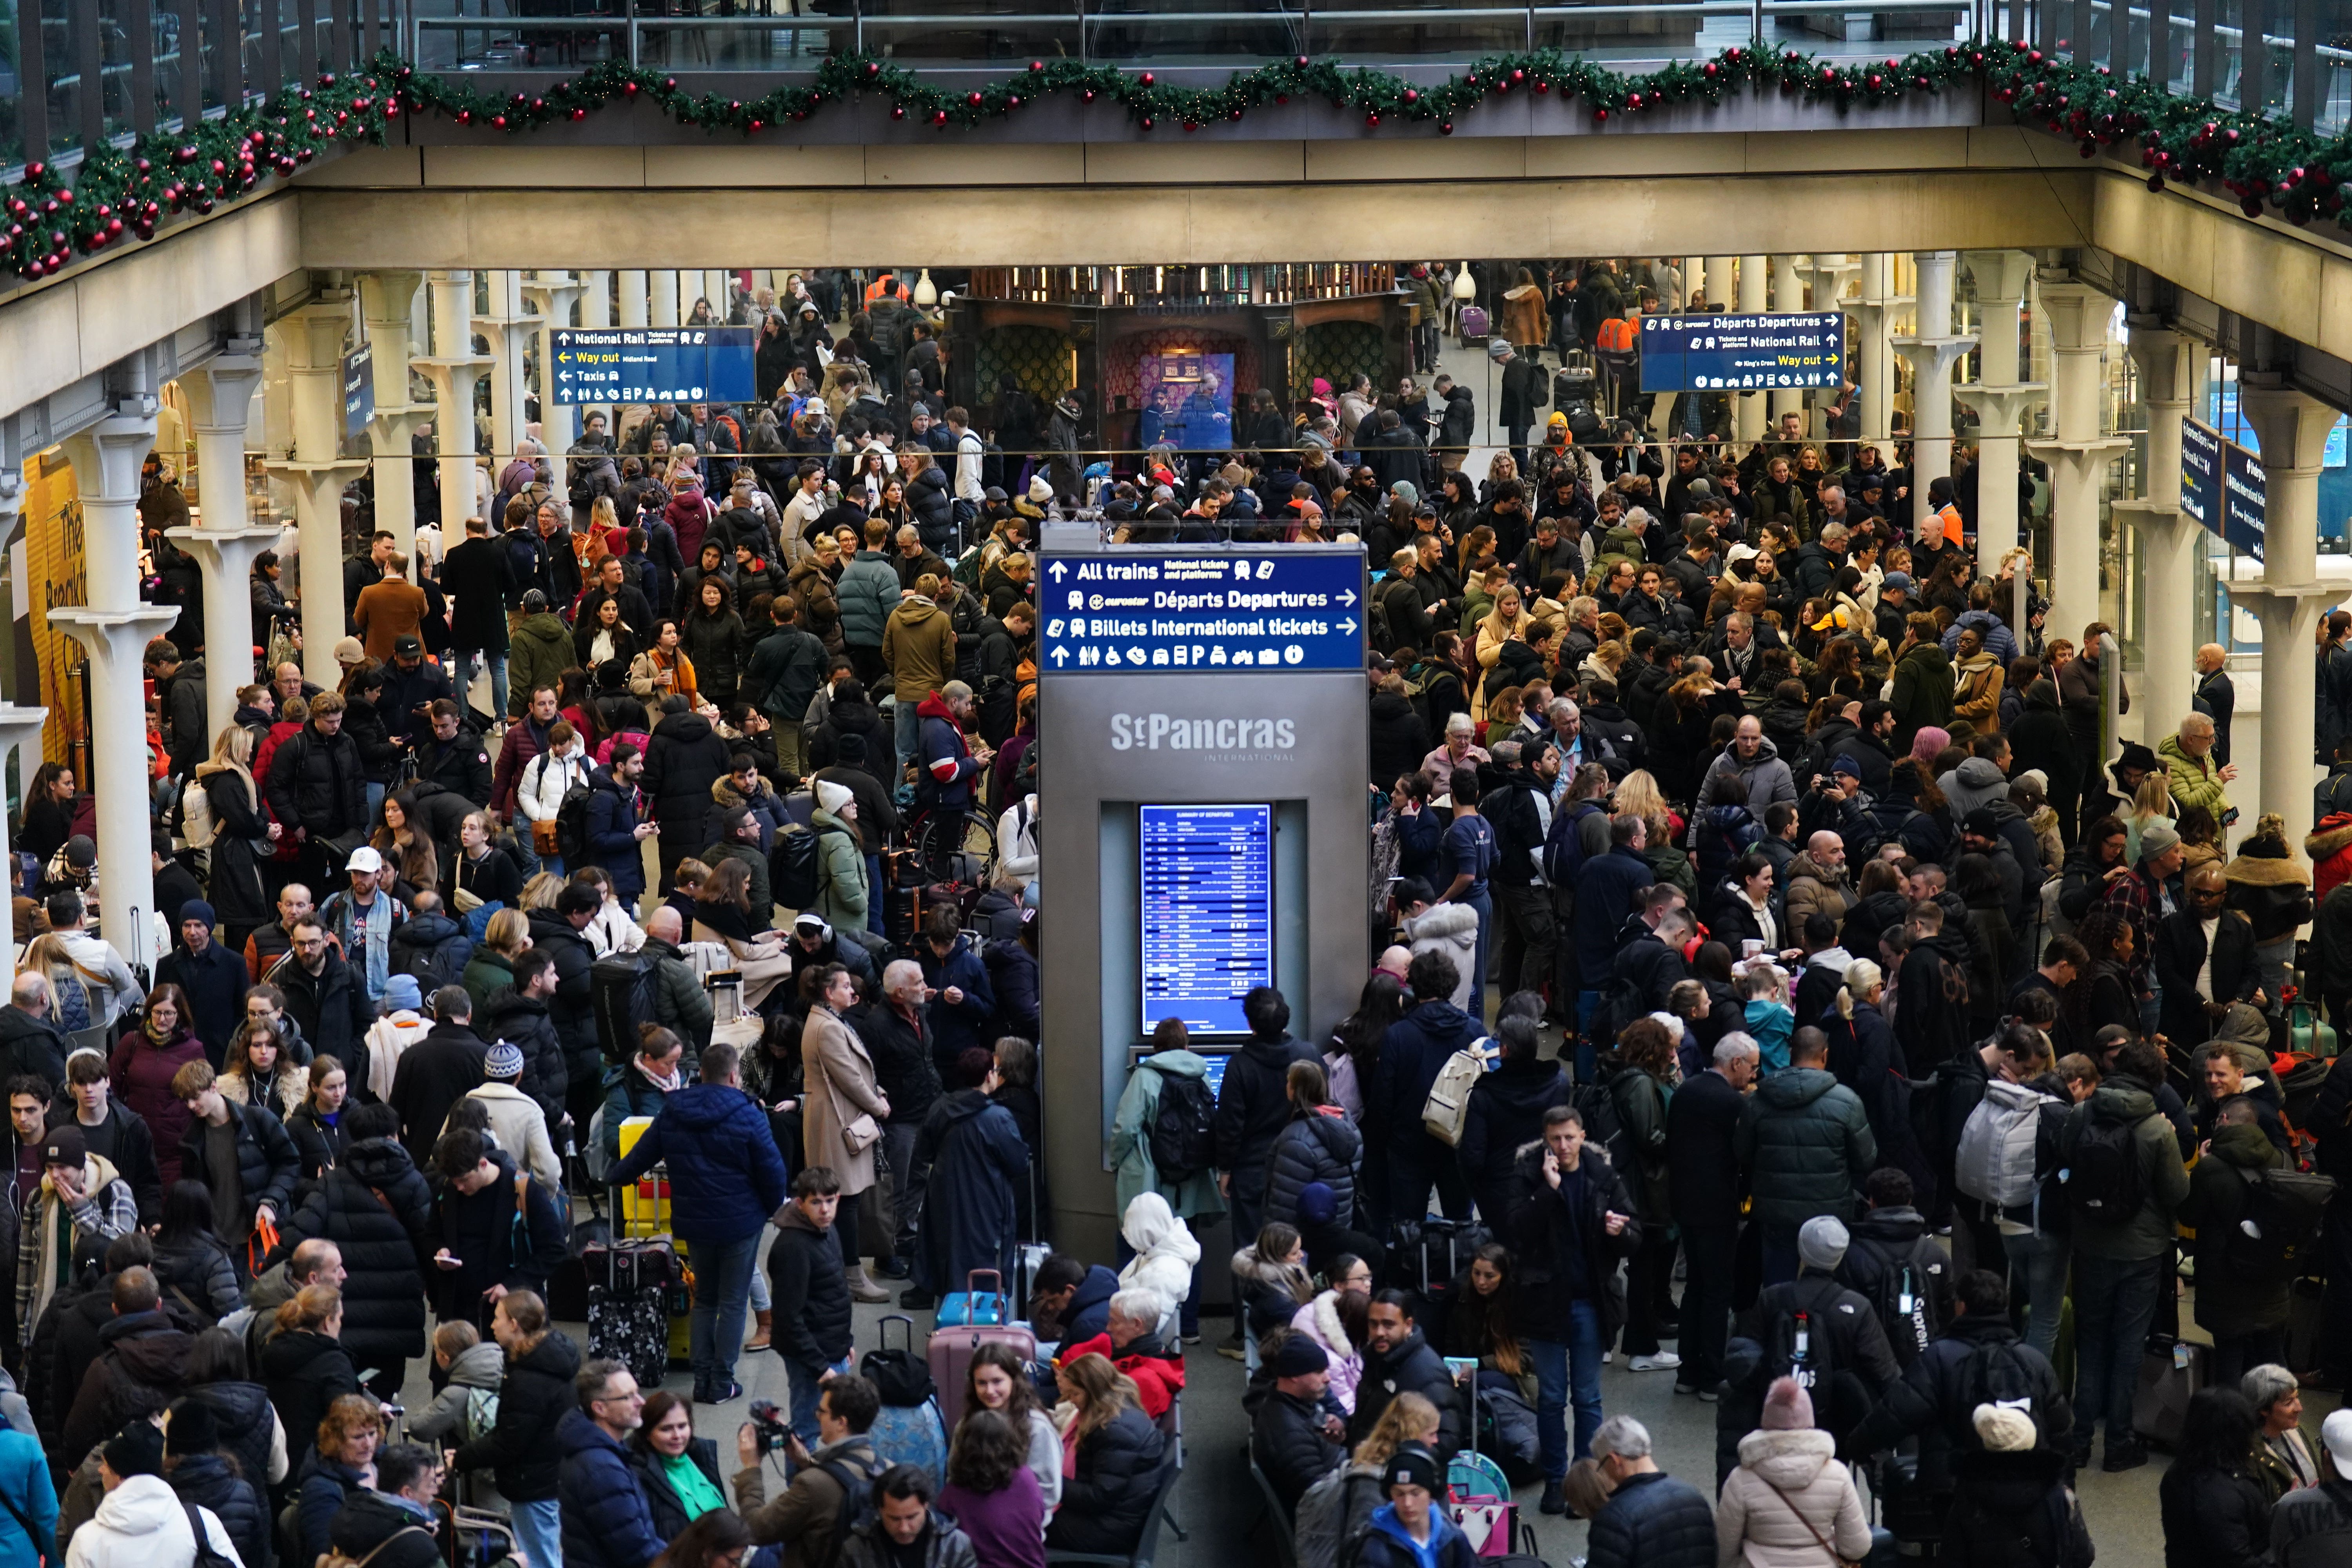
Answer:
[[171, 346, 276, 740], [269, 296, 373, 690], [619, 270, 649, 330], [2111, 327, 2205, 750], [475, 271, 533, 474], [1686, 257, 1710, 313], [1769, 255, 1806, 426], [701, 270, 727, 319], [1798, 254, 1861, 438], [1853, 253, 1907, 448], [522, 271, 585, 471], [2025, 278, 2128, 652], [416, 270, 495, 537], [1891, 250, 1977, 540], [1735, 256, 1768, 441], [652, 272, 680, 328], [53, 403, 179, 967], [1953, 250, 2047, 574], [359, 272, 432, 568], [2239, 385, 2343, 849], [0, 704, 50, 960]]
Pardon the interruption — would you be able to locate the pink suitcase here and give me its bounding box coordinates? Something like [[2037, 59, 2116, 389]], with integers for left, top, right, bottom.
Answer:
[[926, 1270, 1037, 1426]]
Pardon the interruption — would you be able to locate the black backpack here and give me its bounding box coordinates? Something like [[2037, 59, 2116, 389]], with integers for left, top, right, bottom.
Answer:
[[1838, 1238, 1942, 1367], [813, 1458, 878, 1568], [2228, 1164, 2339, 1278], [591, 951, 661, 1063], [1147, 1063, 1216, 1184], [556, 782, 595, 864], [772, 823, 846, 912], [1758, 1291, 1839, 1398], [2060, 1101, 2155, 1224]]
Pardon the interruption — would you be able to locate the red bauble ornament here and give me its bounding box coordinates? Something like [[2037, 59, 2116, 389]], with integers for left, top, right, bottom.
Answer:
[[1365, 111, 1379, 125], [1439, 120, 1453, 133], [967, 91, 983, 105], [1404, 88, 1418, 103], [1140, 115, 1154, 129], [891, 105, 905, 118], [1593, 106, 1608, 120], [1140, 71, 1154, 86]]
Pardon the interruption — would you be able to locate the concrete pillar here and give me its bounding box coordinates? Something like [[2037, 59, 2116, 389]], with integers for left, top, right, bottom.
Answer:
[[1853, 253, 1908, 448], [619, 270, 649, 330], [2238, 384, 2343, 848], [2025, 278, 2129, 652], [0, 705, 50, 960], [170, 345, 276, 740], [1953, 250, 2047, 574], [702, 270, 727, 319], [53, 401, 180, 967], [416, 270, 495, 537], [522, 270, 585, 490], [1770, 255, 1806, 425], [1736, 256, 1768, 442], [1686, 257, 1710, 312], [1797, 254, 1861, 437], [1891, 250, 1977, 539], [652, 271, 680, 329], [475, 270, 533, 474], [358, 272, 432, 568], [2111, 327, 2206, 750], [269, 296, 373, 691]]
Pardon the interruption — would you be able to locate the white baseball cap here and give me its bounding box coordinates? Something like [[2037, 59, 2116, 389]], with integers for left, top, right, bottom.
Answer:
[[345, 846, 384, 874], [2323, 1408, 2352, 1480]]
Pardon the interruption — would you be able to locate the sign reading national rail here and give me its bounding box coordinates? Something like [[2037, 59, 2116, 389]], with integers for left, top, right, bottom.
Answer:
[[1038, 552, 1367, 672], [1638, 311, 1847, 392], [549, 327, 757, 406]]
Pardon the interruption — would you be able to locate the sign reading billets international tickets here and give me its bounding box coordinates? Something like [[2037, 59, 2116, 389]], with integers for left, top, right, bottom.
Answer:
[[549, 327, 757, 405], [1038, 552, 1367, 672], [1638, 311, 1847, 392]]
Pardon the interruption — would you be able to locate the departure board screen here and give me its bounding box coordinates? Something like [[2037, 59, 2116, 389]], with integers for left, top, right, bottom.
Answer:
[[1140, 804, 1273, 1036]]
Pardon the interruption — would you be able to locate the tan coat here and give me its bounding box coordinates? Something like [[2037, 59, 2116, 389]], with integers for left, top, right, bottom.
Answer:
[[800, 1003, 885, 1195], [880, 595, 956, 704], [1715, 1428, 1871, 1568], [352, 578, 427, 662]]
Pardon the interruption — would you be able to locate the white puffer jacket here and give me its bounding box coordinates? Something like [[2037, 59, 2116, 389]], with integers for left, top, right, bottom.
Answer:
[[517, 742, 592, 825], [64, 1473, 240, 1568]]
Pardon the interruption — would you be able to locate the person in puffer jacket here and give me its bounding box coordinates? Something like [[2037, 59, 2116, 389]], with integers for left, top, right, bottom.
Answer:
[[1261, 1062, 1361, 1228], [1458, 1014, 1570, 1231], [1714, 1376, 1871, 1568], [1114, 1193, 1200, 1342]]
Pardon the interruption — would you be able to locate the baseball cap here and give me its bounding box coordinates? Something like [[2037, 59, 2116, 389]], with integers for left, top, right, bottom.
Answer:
[[1882, 571, 1913, 592], [392, 634, 424, 657], [2323, 1408, 2352, 1479], [345, 845, 385, 874]]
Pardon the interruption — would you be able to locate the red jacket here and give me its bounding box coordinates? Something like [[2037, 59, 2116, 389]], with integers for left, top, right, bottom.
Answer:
[[2312, 814, 2352, 904], [1061, 1332, 1187, 1419]]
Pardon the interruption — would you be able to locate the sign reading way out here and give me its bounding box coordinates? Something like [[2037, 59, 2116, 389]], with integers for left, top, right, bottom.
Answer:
[[549, 327, 757, 406], [1038, 552, 1366, 672], [1638, 311, 1847, 393]]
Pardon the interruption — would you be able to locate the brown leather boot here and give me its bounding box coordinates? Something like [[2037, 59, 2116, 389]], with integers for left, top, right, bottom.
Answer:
[[744, 1308, 773, 1351]]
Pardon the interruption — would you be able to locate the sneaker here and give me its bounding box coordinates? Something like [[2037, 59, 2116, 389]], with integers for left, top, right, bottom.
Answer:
[[1216, 1339, 1247, 1361], [1672, 1383, 1698, 1397], [2102, 1442, 2149, 1473], [1181, 1332, 1202, 1345], [1696, 1387, 1720, 1403], [695, 1382, 742, 1405], [1538, 1480, 1567, 1516], [897, 1289, 937, 1310], [1627, 1352, 1682, 1372], [1601, 1349, 1612, 1365]]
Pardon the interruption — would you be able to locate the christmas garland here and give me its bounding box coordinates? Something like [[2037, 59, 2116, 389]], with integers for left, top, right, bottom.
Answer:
[[0, 38, 2347, 282]]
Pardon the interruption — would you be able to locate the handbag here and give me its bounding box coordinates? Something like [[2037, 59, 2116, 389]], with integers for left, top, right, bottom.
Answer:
[[247, 1210, 281, 1279], [532, 818, 561, 855], [1758, 1474, 1862, 1568], [842, 1111, 881, 1154]]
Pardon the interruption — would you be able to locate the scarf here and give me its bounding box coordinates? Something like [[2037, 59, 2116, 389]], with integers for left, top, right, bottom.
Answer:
[[637, 1059, 684, 1094], [143, 1012, 175, 1047]]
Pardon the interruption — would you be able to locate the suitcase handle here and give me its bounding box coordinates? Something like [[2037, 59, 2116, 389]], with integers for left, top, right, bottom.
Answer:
[[879, 1314, 916, 1354], [965, 1269, 1005, 1299]]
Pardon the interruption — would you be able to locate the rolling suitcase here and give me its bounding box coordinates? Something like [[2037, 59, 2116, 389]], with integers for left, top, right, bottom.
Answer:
[[1458, 305, 1490, 340], [585, 1238, 674, 1390], [929, 1273, 1038, 1427], [2134, 1338, 2209, 1448]]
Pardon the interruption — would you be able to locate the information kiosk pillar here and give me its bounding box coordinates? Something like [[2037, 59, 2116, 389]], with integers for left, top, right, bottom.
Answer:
[[1037, 532, 1370, 1261]]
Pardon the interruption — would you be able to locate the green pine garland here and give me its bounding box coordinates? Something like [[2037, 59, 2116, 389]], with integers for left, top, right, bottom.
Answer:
[[0, 39, 2346, 282]]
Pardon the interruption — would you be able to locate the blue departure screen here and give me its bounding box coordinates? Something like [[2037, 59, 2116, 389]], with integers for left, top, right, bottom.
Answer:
[[1140, 804, 1273, 1036]]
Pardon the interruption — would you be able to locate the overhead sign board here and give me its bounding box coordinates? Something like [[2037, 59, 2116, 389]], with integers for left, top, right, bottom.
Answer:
[[341, 345, 374, 439], [549, 327, 757, 406], [2182, 416, 2265, 560], [1038, 552, 1365, 673], [1638, 311, 1847, 392]]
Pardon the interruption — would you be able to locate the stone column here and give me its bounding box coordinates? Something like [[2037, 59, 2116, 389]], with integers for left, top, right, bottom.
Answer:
[[1798, 254, 1860, 438], [523, 270, 585, 498], [580, 270, 614, 432], [2239, 384, 2344, 848], [416, 270, 495, 537], [0, 704, 50, 959], [1953, 250, 2047, 575], [2111, 327, 2206, 749], [474, 270, 534, 475], [268, 295, 373, 691], [1735, 256, 1768, 442], [619, 270, 649, 330], [53, 398, 180, 966], [1686, 257, 1711, 312], [359, 272, 432, 565], [2025, 278, 2128, 651], [652, 272, 680, 329], [1852, 253, 1908, 447], [1891, 250, 1978, 539], [1769, 254, 1807, 426], [169, 345, 276, 739]]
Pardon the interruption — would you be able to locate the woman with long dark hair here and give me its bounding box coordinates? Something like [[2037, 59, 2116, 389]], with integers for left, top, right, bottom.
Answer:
[[1442, 1243, 1534, 1402], [2158, 1386, 2273, 1565], [370, 788, 439, 899], [940, 1407, 1048, 1568], [153, 1178, 242, 1322], [20, 760, 74, 864], [285, 1054, 350, 1183], [2056, 908, 2140, 1058], [1324, 973, 1406, 1122]]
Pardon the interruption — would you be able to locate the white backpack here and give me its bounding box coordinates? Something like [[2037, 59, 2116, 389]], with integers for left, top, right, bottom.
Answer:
[[1954, 1078, 2054, 1210], [176, 777, 217, 852], [1421, 1036, 1496, 1147]]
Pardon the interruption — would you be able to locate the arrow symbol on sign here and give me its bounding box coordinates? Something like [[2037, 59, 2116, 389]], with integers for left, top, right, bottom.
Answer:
[[558, 353, 572, 364], [1049, 562, 1069, 581], [1339, 617, 1358, 635], [1338, 589, 1358, 606], [1050, 646, 1069, 664]]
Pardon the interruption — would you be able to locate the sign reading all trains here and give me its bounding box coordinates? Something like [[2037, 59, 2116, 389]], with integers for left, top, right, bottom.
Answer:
[[1038, 552, 1367, 672], [549, 328, 757, 405], [1639, 311, 1848, 392]]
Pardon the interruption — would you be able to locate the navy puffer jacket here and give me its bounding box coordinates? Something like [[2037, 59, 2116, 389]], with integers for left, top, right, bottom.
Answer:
[[1044, 1406, 1166, 1556], [168, 1451, 268, 1568], [607, 1083, 789, 1246], [272, 1136, 433, 1367], [1262, 1107, 1361, 1227], [557, 1408, 665, 1568]]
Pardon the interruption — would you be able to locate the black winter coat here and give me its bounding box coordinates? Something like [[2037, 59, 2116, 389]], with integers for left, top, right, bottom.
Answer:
[[62, 1308, 194, 1460], [1044, 1406, 1166, 1556], [524, 913, 598, 1082], [272, 1138, 432, 1367], [199, 768, 273, 931], [644, 711, 732, 832], [285, 1103, 348, 1182], [1261, 1107, 1361, 1229], [1458, 1060, 1572, 1207], [170, 1450, 269, 1568], [270, 951, 371, 1065], [1210, 1034, 1319, 1182], [259, 1326, 360, 1466], [183, 1379, 278, 1503], [328, 1487, 443, 1568], [1250, 1387, 1344, 1510], [432, 1149, 566, 1314], [1843, 1312, 2069, 1491], [387, 1027, 487, 1167], [2158, 1458, 2275, 1568], [1665, 1068, 1746, 1230], [176, 1100, 299, 1237], [1368, 693, 1428, 789], [452, 1327, 579, 1502], [264, 724, 370, 842], [1942, 1448, 2095, 1568], [627, 1435, 726, 1542], [1505, 1142, 1641, 1344], [1346, 1326, 1466, 1459], [767, 1202, 852, 1365], [1584, 1471, 1717, 1568], [486, 989, 570, 1127], [389, 911, 474, 993]]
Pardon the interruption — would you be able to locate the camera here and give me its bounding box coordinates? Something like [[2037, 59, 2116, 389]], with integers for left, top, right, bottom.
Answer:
[[746, 1399, 794, 1454]]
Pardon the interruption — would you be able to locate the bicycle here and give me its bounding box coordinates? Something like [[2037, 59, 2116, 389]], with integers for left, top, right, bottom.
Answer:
[[904, 802, 999, 887]]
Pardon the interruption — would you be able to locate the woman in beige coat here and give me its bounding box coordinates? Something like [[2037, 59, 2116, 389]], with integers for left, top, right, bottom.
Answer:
[[1715, 1377, 1871, 1568], [800, 962, 893, 1303]]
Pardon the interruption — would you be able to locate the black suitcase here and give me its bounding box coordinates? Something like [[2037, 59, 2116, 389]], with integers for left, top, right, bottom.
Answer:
[[586, 1282, 670, 1389], [1388, 1218, 1493, 1303], [1553, 367, 1597, 407]]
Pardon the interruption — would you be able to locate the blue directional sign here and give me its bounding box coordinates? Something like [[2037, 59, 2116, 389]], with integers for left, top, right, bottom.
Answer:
[[2182, 416, 2265, 561], [1039, 552, 1366, 673], [549, 327, 757, 406], [1639, 311, 1847, 393], [341, 345, 374, 440]]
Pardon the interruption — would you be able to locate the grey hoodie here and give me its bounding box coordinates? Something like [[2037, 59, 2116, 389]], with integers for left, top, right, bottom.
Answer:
[[1937, 756, 2010, 822], [408, 1339, 510, 1442]]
